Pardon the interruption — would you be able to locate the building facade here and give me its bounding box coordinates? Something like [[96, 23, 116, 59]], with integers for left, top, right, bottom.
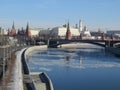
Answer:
[[30, 28, 43, 37], [0, 27, 8, 35], [50, 26, 80, 39]]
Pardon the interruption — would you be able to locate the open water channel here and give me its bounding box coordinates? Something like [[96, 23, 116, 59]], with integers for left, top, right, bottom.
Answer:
[[27, 44, 120, 90]]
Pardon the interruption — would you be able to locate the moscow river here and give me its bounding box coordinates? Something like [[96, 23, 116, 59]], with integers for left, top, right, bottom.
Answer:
[[27, 44, 120, 90]]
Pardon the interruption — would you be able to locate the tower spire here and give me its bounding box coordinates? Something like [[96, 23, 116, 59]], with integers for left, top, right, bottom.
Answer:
[[67, 21, 70, 30], [79, 19, 82, 32], [12, 21, 15, 29], [26, 22, 31, 39], [11, 21, 16, 36], [65, 21, 72, 40]]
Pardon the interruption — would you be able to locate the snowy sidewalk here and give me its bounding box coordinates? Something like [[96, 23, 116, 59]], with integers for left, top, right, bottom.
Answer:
[[6, 48, 26, 90]]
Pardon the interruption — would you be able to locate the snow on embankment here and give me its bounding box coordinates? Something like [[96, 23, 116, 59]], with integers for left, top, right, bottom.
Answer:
[[59, 43, 102, 48], [9, 48, 26, 90], [21, 45, 47, 74], [24, 45, 54, 90], [24, 45, 47, 62]]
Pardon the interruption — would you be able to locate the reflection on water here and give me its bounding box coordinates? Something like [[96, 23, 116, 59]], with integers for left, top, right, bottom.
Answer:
[[27, 45, 120, 90]]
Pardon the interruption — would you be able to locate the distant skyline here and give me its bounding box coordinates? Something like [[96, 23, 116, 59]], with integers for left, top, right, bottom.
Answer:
[[0, 0, 120, 31]]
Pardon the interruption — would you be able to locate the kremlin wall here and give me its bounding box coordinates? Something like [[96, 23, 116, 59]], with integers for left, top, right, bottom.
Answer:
[[0, 20, 91, 39], [0, 20, 120, 41]]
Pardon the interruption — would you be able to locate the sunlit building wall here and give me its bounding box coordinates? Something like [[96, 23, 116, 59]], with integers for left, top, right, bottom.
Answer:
[[50, 27, 80, 37]]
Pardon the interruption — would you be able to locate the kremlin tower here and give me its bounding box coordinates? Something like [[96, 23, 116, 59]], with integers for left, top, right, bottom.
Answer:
[[26, 22, 31, 39], [65, 21, 72, 40], [8, 21, 17, 36], [79, 20, 82, 32]]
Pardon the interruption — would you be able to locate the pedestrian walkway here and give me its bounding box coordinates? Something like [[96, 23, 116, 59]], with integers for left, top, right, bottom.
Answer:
[[7, 49, 25, 90]]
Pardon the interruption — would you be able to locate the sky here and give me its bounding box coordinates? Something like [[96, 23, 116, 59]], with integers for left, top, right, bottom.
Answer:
[[0, 0, 120, 31]]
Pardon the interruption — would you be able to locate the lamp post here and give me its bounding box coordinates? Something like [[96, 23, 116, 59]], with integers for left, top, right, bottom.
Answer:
[[2, 35, 6, 89]]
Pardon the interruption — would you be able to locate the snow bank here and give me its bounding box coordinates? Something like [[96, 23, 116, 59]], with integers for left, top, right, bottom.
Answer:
[[8, 48, 26, 90], [25, 45, 47, 61]]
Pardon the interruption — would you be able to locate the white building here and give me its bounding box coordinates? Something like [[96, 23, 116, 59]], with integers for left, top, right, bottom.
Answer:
[[81, 26, 91, 37], [80, 26, 92, 39], [30, 28, 43, 37], [39, 20, 92, 39], [50, 26, 80, 38], [0, 28, 8, 35]]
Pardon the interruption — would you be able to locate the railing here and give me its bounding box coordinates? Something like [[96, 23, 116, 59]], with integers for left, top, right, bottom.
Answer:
[[37, 35, 120, 41]]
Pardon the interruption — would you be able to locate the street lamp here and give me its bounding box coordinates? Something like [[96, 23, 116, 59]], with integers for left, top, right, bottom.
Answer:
[[2, 36, 6, 89]]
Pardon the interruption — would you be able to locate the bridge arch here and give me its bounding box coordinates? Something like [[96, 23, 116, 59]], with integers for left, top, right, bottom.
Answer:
[[35, 39, 120, 48], [48, 40, 105, 48], [113, 43, 120, 48]]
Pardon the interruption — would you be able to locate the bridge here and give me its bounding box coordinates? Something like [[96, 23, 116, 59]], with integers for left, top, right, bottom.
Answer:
[[27, 21, 120, 48], [35, 38, 120, 48]]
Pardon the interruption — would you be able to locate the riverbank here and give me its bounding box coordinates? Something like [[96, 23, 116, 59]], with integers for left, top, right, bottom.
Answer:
[[0, 45, 51, 90], [0, 52, 16, 90], [6, 49, 25, 90], [0, 43, 112, 90], [23, 45, 54, 90], [24, 46, 47, 63]]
